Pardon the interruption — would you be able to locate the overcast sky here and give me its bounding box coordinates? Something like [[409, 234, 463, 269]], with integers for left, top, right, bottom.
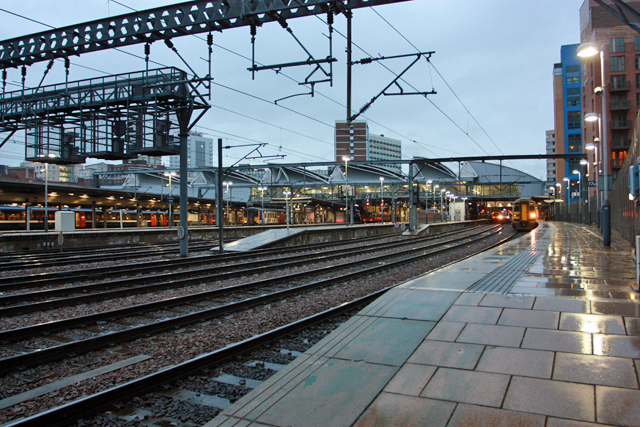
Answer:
[[0, 0, 585, 179]]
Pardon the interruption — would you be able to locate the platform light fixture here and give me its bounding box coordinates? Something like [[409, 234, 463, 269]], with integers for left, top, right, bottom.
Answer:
[[36, 153, 57, 232], [578, 42, 610, 245], [342, 156, 350, 226]]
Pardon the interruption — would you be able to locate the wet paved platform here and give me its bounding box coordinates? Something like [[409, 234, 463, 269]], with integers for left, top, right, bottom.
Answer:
[[206, 221, 640, 427]]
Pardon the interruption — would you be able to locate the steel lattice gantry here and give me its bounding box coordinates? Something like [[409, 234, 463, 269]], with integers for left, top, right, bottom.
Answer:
[[0, 0, 411, 69], [0, 0, 412, 258], [1, 67, 207, 164]]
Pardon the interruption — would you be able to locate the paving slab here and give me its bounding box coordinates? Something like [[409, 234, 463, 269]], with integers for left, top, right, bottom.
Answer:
[[421, 367, 510, 407], [476, 346, 554, 379], [205, 222, 640, 427], [503, 376, 595, 422], [553, 353, 639, 389]]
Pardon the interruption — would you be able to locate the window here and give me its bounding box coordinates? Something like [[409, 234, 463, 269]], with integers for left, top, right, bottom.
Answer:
[[568, 134, 581, 152], [637, 55, 640, 69], [567, 111, 581, 129], [610, 37, 625, 52], [566, 88, 580, 106], [565, 64, 580, 85], [636, 74, 640, 89], [611, 75, 627, 89], [637, 92, 640, 108], [610, 56, 626, 71], [611, 93, 628, 108], [636, 35, 640, 50]]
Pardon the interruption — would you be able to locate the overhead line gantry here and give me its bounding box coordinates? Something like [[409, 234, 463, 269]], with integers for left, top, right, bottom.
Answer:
[[0, 0, 413, 257]]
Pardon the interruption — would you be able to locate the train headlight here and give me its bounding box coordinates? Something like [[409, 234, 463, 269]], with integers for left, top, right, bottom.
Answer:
[[530, 213, 537, 219]]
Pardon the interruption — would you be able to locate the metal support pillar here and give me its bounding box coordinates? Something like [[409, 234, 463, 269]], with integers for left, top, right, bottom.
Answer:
[[179, 128, 189, 257], [392, 184, 396, 223], [409, 167, 416, 231], [217, 138, 224, 253]]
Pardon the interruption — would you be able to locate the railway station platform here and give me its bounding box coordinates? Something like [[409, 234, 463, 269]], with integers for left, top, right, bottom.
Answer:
[[206, 221, 640, 427]]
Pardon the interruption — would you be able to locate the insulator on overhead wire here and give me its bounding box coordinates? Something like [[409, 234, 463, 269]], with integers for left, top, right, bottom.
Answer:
[[164, 38, 174, 49], [64, 57, 70, 69], [327, 10, 334, 26], [250, 24, 257, 37], [21, 66, 26, 77], [207, 33, 213, 46], [144, 43, 150, 56], [360, 58, 373, 64]]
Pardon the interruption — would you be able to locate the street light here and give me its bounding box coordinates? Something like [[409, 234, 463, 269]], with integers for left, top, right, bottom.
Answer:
[[439, 188, 445, 222], [563, 177, 571, 222], [342, 156, 350, 226], [164, 171, 176, 228], [426, 179, 433, 223], [572, 169, 582, 224], [283, 190, 291, 230], [578, 43, 611, 245], [379, 177, 385, 224], [585, 113, 602, 226], [258, 187, 267, 224], [223, 181, 232, 226], [434, 184, 440, 222], [580, 159, 590, 224], [39, 153, 56, 232], [555, 182, 562, 220]]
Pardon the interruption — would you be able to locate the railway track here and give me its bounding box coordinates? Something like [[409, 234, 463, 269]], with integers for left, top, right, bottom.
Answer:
[[0, 225, 514, 426], [0, 240, 219, 273], [0, 225, 499, 316], [0, 225, 486, 292]]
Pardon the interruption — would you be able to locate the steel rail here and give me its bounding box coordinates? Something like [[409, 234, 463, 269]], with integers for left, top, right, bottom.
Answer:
[[0, 225, 484, 290], [1, 289, 385, 427], [0, 242, 215, 272], [0, 230, 403, 288], [0, 225, 496, 314], [2, 228, 516, 427], [0, 226, 508, 374]]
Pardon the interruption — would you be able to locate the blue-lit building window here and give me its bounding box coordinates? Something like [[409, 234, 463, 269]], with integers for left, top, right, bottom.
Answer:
[[567, 111, 581, 129], [567, 88, 580, 106]]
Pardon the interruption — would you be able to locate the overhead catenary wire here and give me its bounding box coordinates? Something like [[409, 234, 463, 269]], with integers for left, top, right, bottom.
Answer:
[[0, 2, 451, 165], [370, 8, 517, 167]]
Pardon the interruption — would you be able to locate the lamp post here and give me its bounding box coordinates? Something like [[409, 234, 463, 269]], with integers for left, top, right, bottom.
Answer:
[[164, 172, 176, 228], [342, 156, 350, 226], [572, 169, 582, 224], [258, 186, 266, 224], [434, 184, 440, 222], [440, 188, 445, 222], [563, 177, 571, 222], [426, 179, 433, 223], [585, 113, 602, 227], [223, 181, 232, 226], [555, 182, 562, 221], [283, 190, 291, 230], [379, 177, 384, 224], [580, 159, 590, 224], [40, 153, 56, 232], [578, 42, 611, 245]]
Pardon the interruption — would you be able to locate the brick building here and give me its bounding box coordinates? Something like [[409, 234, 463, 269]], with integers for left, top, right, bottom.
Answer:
[[579, 0, 640, 194], [334, 120, 401, 171]]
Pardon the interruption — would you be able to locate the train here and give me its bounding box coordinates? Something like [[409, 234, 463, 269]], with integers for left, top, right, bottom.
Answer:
[[245, 207, 287, 225], [0, 205, 216, 230], [511, 198, 538, 231]]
